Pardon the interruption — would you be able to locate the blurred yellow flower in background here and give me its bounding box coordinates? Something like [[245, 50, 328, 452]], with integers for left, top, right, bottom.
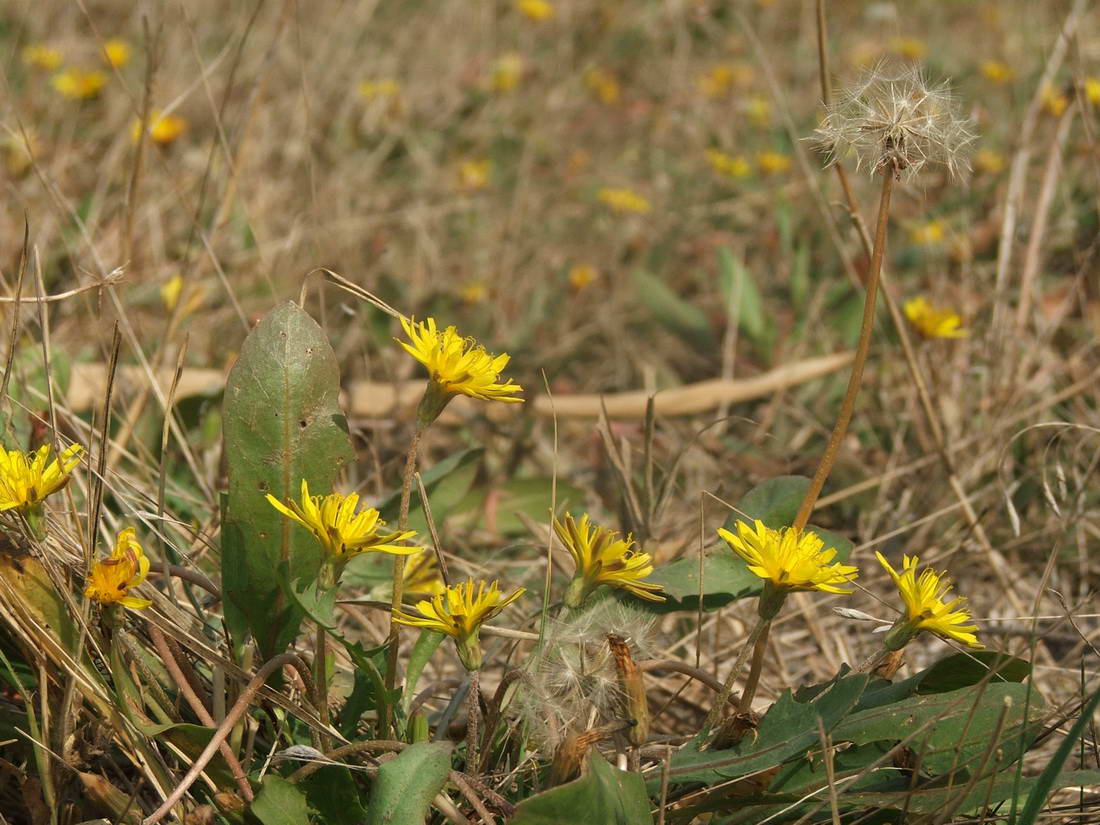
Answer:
[[974, 149, 1006, 175], [707, 149, 751, 180], [51, 68, 107, 100], [22, 43, 62, 71], [584, 67, 620, 105], [568, 264, 597, 291], [131, 110, 187, 145], [1042, 87, 1069, 117], [909, 219, 946, 246], [2, 129, 41, 177], [516, 0, 554, 21], [890, 36, 927, 61], [597, 187, 650, 215], [460, 281, 487, 305], [103, 38, 131, 68], [359, 78, 400, 100], [744, 95, 771, 126], [979, 60, 1013, 84], [458, 158, 492, 191], [756, 151, 791, 175], [402, 550, 446, 599], [85, 528, 152, 610], [904, 297, 968, 339], [1085, 77, 1100, 106], [491, 53, 525, 93]]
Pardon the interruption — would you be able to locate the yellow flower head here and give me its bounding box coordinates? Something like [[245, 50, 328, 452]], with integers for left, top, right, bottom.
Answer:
[[85, 528, 152, 610], [103, 38, 131, 68], [403, 550, 446, 599], [707, 149, 751, 180], [903, 297, 967, 339], [597, 187, 650, 215], [393, 579, 525, 670], [161, 274, 184, 312], [909, 219, 945, 246], [980, 60, 1013, 85], [266, 480, 418, 563], [0, 443, 83, 513], [458, 158, 491, 191], [131, 110, 187, 145], [584, 67, 621, 105], [51, 68, 107, 100], [1085, 77, 1100, 106], [359, 78, 400, 100], [397, 317, 524, 408], [876, 552, 981, 649], [744, 95, 771, 126], [491, 53, 525, 93], [1042, 87, 1069, 118], [460, 281, 487, 306], [22, 43, 62, 71], [568, 264, 597, 291], [890, 36, 928, 61], [717, 519, 858, 595], [554, 513, 665, 608], [756, 151, 791, 175], [974, 149, 1006, 176], [516, 0, 554, 21]]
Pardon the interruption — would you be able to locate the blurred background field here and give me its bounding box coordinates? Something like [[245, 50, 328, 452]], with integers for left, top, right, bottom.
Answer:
[[1, 0, 1099, 820]]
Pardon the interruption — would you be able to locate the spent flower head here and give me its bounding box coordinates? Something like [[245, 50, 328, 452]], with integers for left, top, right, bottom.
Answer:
[[904, 297, 967, 339], [876, 552, 981, 649], [266, 480, 418, 567], [85, 528, 152, 610], [553, 513, 665, 608], [393, 579, 525, 670], [815, 66, 974, 180], [0, 443, 83, 514]]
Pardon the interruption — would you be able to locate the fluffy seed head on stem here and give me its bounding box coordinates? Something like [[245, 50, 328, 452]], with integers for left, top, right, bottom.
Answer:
[[815, 66, 974, 180]]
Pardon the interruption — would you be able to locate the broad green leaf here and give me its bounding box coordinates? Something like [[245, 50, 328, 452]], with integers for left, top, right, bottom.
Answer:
[[337, 637, 400, 734], [222, 302, 354, 658], [664, 672, 869, 786], [301, 765, 369, 824], [730, 476, 811, 529], [454, 477, 585, 535], [401, 630, 446, 715], [717, 247, 771, 348], [917, 651, 1031, 694], [376, 447, 484, 537], [366, 742, 453, 825], [512, 749, 654, 825], [631, 268, 713, 346], [252, 775, 312, 824]]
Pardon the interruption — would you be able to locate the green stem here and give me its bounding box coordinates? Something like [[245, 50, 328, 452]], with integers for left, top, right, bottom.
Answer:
[[793, 169, 894, 532], [736, 621, 772, 714], [701, 616, 767, 736], [315, 621, 330, 750]]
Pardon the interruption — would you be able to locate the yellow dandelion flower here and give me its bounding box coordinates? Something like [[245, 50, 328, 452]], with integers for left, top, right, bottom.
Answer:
[[717, 519, 858, 596], [979, 60, 1013, 85], [266, 480, 418, 564], [1042, 87, 1069, 118], [161, 274, 184, 312], [554, 514, 665, 608], [458, 158, 491, 191], [707, 149, 752, 180], [516, 0, 554, 21], [890, 36, 927, 61], [1085, 78, 1100, 106], [51, 68, 107, 100], [359, 78, 400, 100], [903, 297, 967, 339], [876, 552, 981, 649], [460, 281, 487, 305], [85, 528, 152, 610], [744, 95, 771, 126], [756, 151, 791, 175], [22, 43, 62, 71], [584, 67, 620, 105], [397, 317, 524, 420], [974, 149, 1006, 175], [402, 550, 446, 599], [103, 38, 131, 68], [597, 187, 650, 215], [394, 579, 525, 670], [909, 219, 946, 246], [568, 264, 597, 291], [131, 110, 187, 145], [491, 53, 524, 93], [0, 443, 83, 513]]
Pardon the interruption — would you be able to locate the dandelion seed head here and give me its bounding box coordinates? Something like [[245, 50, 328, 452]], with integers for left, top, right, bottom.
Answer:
[[814, 66, 974, 181]]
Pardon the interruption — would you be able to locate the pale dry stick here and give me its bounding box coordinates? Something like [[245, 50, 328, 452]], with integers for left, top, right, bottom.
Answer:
[[147, 625, 254, 802], [449, 769, 496, 825], [143, 653, 315, 824], [0, 269, 124, 303], [1015, 102, 1077, 341], [992, 0, 1089, 337]]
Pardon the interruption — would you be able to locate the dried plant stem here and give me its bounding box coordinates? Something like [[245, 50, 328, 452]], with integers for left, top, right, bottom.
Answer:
[[793, 170, 894, 531], [384, 423, 423, 731], [701, 615, 767, 735], [466, 669, 481, 777], [857, 647, 888, 674], [735, 621, 772, 714]]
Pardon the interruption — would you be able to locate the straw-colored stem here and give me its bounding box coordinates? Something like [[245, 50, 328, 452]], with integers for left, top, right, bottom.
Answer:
[[701, 616, 767, 735], [793, 170, 893, 532], [736, 622, 772, 714]]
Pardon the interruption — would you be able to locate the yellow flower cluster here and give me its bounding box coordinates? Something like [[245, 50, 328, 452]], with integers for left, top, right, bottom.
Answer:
[[597, 187, 651, 215], [51, 68, 108, 100]]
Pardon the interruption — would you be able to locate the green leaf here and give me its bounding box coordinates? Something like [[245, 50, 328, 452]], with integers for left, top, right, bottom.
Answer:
[[252, 775, 313, 824], [454, 477, 585, 536], [401, 630, 446, 715], [917, 651, 1031, 694], [1016, 687, 1100, 825], [365, 742, 453, 825], [631, 269, 713, 346], [300, 765, 369, 824], [717, 247, 771, 348], [222, 302, 355, 658], [731, 475, 811, 528], [338, 638, 400, 734], [512, 749, 654, 825], [376, 447, 484, 537]]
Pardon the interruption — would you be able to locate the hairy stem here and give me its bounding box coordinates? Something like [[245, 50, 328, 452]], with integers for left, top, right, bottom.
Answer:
[[466, 669, 481, 777], [735, 621, 772, 714], [793, 170, 893, 532]]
